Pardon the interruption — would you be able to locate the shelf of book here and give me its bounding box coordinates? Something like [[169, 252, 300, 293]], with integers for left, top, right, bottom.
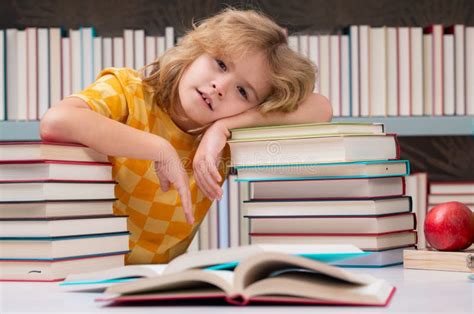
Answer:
[[1, 116, 472, 141]]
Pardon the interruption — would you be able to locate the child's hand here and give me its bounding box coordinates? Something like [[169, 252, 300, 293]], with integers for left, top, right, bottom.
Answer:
[[154, 140, 194, 224], [193, 122, 228, 200]]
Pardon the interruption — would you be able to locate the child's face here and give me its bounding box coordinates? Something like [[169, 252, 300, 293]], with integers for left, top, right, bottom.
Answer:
[[178, 51, 272, 128]]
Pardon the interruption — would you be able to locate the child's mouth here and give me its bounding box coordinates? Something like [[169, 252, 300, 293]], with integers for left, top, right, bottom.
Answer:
[[197, 89, 213, 111]]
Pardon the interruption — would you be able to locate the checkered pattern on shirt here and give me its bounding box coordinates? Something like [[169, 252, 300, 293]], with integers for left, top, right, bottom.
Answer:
[[72, 68, 229, 264]]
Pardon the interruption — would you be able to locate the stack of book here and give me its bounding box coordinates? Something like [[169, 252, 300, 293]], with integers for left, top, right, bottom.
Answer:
[[228, 122, 417, 267], [0, 141, 129, 281], [428, 181, 474, 212]]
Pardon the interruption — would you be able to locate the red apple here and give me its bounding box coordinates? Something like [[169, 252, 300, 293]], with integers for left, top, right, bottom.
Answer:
[[424, 201, 474, 251]]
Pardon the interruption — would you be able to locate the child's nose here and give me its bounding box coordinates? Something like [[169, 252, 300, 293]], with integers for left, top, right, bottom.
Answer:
[[211, 83, 223, 97]]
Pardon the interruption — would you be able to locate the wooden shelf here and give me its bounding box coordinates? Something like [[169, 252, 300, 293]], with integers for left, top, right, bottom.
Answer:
[[1, 117, 473, 141]]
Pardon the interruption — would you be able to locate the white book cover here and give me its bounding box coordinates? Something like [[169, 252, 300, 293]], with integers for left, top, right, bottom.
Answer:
[[123, 29, 134, 68], [454, 25, 465, 115], [466, 27, 474, 115], [349, 26, 360, 117], [70, 29, 82, 94], [37, 28, 50, 119], [398, 27, 411, 116], [49, 28, 62, 107], [288, 35, 298, 52], [298, 35, 309, 57], [318, 35, 330, 101], [410, 27, 423, 116], [209, 200, 218, 249], [187, 230, 199, 253], [102, 37, 113, 69], [405, 173, 428, 250], [93, 37, 102, 78], [369, 27, 386, 117], [26, 28, 37, 120], [423, 34, 433, 115], [308, 35, 319, 93], [145, 36, 156, 75], [0, 30, 4, 121], [198, 204, 210, 251], [329, 35, 341, 117], [165, 26, 174, 50], [61, 37, 71, 98], [228, 174, 240, 248], [443, 34, 455, 116], [431, 25, 444, 116], [81, 27, 94, 89], [359, 25, 370, 117], [6, 29, 18, 121], [340, 35, 350, 117], [156, 36, 166, 57], [134, 30, 145, 70], [217, 179, 229, 249], [113, 37, 124, 68], [386, 27, 398, 116], [16, 30, 27, 121]]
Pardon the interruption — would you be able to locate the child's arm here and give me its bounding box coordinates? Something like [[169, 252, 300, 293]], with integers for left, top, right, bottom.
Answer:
[[40, 97, 194, 224], [193, 93, 332, 200]]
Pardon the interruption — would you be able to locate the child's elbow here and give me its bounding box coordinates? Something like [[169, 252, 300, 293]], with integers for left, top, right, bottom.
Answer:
[[40, 107, 68, 142]]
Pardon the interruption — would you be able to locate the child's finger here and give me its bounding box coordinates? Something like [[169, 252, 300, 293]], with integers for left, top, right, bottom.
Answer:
[[195, 172, 214, 199], [176, 179, 194, 224], [200, 162, 222, 199], [195, 161, 219, 199]]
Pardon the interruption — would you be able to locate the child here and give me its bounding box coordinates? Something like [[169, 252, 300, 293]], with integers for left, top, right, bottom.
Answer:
[[40, 8, 332, 264]]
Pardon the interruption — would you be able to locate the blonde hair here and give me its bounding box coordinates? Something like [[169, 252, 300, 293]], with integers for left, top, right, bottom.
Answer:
[[143, 8, 316, 121]]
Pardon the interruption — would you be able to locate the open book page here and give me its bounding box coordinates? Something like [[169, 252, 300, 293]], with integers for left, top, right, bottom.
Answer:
[[105, 270, 235, 297], [232, 252, 393, 305]]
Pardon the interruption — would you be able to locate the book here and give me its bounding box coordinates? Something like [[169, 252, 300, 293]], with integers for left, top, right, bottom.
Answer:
[[428, 194, 474, 205], [228, 134, 398, 167], [247, 213, 416, 234], [234, 160, 410, 182], [429, 182, 474, 194], [335, 246, 415, 268], [0, 232, 129, 259], [403, 249, 474, 272], [405, 173, 428, 249], [0, 141, 109, 163], [0, 215, 127, 237], [98, 252, 395, 306], [60, 244, 367, 292], [229, 122, 384, 141], [0, 253, 125, 282], [0, 181, 116, 202], [0, 199, 115, 219], [250, 230, 417, 251], [0, 160, 112, 182], [248, 177, 405, 200], [243, 196, 412, 217]]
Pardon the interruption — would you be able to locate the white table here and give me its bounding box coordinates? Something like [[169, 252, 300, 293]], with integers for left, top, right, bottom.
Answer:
[[1, 265, 473, 313]]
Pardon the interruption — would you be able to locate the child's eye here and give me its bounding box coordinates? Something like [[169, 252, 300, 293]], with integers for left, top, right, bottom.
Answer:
[[216, 59, 227, 71], [237, 86, 248, 100]]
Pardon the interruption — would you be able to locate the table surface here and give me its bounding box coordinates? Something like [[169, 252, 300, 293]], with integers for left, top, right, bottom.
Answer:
[[1, 265, 473, 313]]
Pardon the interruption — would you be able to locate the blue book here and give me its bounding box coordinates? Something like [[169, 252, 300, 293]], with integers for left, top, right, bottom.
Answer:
[[235, 159, 410, 182]]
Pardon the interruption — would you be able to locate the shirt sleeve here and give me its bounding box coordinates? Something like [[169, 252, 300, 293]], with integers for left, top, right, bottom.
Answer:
[[69, 68, 130, 123]]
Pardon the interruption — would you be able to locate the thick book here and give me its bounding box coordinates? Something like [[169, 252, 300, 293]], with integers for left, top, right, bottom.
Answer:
[[0, 232, 129, 259], [247, 213, 416, 234], [250, 230, 417, 251], [249, 177, 405, 200], [335, 246, 415, 268], [0, 215, 127, 237], [0, 199, 115, 219], [229, 122, 384, 141], [243, 196, 412, 217], [0, 252, 125, 282], [429, 181, 474, 194], [403, 249, 474, 273], [234, 160, 410, 182], [60, 244, 367, 292], [0, 181, 116, 202], [0, 141, 109, 163], [98, 252, 395, 306], [0, 160, 112, 182], [228, 134, 399, 167]]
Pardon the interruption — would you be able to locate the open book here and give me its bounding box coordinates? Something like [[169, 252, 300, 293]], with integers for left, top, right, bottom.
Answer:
[[61, 244, 368, 292], [98, 252, 395, 306]]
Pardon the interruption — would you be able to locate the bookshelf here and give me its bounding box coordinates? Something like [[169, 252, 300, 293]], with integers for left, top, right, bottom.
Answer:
[[1, 117, 473, 142]]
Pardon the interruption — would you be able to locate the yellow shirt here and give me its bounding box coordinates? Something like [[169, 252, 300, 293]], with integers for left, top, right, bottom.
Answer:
[[72, 67, 229, 264]]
